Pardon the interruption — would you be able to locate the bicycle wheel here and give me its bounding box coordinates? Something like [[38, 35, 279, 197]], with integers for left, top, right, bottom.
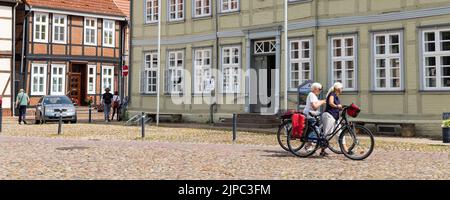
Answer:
[[277, 121, 291, 151], [287, 128, 319, 157], [327, 132, 342, 154], [339, 124, 375, 160]]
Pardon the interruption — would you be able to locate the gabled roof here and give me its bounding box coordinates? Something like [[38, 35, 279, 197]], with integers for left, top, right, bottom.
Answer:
[[24, 0, 126, 18], [113, 0, 129, 18]]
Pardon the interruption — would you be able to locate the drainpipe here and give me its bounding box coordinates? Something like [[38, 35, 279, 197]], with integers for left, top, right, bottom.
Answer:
[[20, 6, 32, 91], [128, 0, 133, 105], [119, 20, 127, 101], [209, 0, 219, 124], [11, 2, 19, 115]]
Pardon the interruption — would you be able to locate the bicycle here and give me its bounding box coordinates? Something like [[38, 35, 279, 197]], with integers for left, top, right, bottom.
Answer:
[[277, 110, 339, 154], [286, 104, 375, 160], [276, 110, 297, 151]]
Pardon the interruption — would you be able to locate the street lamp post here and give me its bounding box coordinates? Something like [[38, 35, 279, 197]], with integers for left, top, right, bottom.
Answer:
[[156, 0, 162, 126], [284, 0, 289, 111]]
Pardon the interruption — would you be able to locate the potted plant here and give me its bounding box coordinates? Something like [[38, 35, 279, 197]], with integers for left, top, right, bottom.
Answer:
[[442, 119, 450, 143], [85, 97, 93, 106]]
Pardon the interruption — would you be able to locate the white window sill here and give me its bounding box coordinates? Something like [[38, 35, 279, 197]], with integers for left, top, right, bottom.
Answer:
[[84, 43, 97, 46], [31, 92, 46, 96], [103, 44, 115, 48], [52, 41, 66, 45], [34, 40, 48, 44]]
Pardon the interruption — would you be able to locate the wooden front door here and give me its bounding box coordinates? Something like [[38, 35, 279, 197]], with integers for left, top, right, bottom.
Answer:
[[68, 73, 82, 105]]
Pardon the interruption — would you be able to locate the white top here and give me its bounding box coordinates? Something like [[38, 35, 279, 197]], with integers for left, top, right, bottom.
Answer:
[[206, 78, 215, 92], [303, 92, 319, 117], [112, 95, 121, 104]]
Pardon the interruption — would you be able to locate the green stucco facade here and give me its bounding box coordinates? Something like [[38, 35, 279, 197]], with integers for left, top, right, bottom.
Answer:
[[130, 0, 450, 136]]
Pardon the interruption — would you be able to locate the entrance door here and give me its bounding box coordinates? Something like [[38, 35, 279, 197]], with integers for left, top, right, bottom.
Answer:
[[68, 73, 81, 104], [68, 63, 87, 105], [250, 55, 276, 113]]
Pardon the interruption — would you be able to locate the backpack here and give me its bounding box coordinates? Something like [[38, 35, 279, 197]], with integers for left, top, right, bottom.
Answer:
[[112, 97, 120, 108], [291, 113, 307, 139]]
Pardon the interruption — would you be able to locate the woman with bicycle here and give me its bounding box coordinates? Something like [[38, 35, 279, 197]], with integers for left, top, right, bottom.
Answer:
[[323, 82, 343, 136], [303, 83, 326, 154]]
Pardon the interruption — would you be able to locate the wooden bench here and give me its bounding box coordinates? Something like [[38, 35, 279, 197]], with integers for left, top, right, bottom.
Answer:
[[351, 119, 416, 137]]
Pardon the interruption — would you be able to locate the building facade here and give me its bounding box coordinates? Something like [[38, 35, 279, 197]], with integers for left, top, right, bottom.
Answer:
[[0, 0, 18, 115], [130, 0, 450, 136], [16, 0, 128, 108]]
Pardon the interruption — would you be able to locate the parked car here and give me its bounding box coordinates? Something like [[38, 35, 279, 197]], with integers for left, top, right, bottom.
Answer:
[[35, 95, 77, 124]]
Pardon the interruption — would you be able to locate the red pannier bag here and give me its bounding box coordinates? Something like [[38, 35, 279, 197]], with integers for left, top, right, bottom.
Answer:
[[291, 113, 306, 139], [347, 103, 361, 118]]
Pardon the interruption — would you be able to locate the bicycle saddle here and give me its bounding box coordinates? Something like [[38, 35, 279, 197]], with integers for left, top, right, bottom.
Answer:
[[309, 111, 321, 117]]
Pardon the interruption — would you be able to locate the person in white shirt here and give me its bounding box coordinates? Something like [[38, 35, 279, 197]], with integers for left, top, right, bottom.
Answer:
[[303, 83, 326, 117], [303, 83, 327, 156], [111, 91, 121, 121]]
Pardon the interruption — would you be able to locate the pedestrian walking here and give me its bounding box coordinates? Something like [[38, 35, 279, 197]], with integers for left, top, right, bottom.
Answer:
[[16, 89, 30, 125], [111, 91, 121, 121], [102, 88, 113, 122]]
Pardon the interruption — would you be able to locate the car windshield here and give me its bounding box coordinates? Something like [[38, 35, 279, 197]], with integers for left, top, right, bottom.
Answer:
[[43, 96, 73, 105]]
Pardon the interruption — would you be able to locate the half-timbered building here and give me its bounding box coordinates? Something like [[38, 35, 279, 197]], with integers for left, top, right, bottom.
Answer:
[[17, 0, 128, 107]]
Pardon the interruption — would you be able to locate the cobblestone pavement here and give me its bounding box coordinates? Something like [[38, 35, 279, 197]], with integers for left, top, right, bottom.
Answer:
[[0, 122, 448, 180]]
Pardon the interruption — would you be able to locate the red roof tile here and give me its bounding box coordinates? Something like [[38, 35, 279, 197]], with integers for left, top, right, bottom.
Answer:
[[113, 0, 130, 18], [24, 0, 126, 18]]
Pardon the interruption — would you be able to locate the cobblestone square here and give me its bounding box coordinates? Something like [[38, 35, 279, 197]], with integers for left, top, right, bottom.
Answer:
[[0, 120, 448, 180]]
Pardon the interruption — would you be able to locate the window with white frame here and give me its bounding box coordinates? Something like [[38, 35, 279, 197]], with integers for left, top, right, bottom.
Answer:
[[144, 52, 158, 94], [103, 20, 115, 47], [168, 0, 184, 21], [194, 48, 212, 94], [31, 63, 47, 95], [222, 46, 240, 93], [373, 32, 402, 90], [102, 66, 114, 93], [52, 15, 66, 44], [84, 18, 97, 45], [145, 0, 159, 23], [50, 64, 66, 95], [290, 39, 312, 90], [194, 0, 211, 17], [422, 29, 450, 90], [221, 0, 239, 12], [34, 13, 49, 43], [331, 36, 357, 91], [87, 65, 96, 94], [167, 51, 184, 94]]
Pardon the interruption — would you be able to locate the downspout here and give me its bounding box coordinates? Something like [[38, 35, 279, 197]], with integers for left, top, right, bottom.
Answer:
[[119, 19, 126, 101], [210, 0, 219, 125], [128, 0, 133, 106], [20, 5, 32, 91], [11, 2, 19, 115]]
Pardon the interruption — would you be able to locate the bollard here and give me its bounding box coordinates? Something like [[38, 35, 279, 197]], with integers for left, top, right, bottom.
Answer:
[[232, 113, 237, 142], [58, 110, 62, 135], [0, 107, 3, 132], [88, 104, 92, 123], [141, 112, 145, 138]]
